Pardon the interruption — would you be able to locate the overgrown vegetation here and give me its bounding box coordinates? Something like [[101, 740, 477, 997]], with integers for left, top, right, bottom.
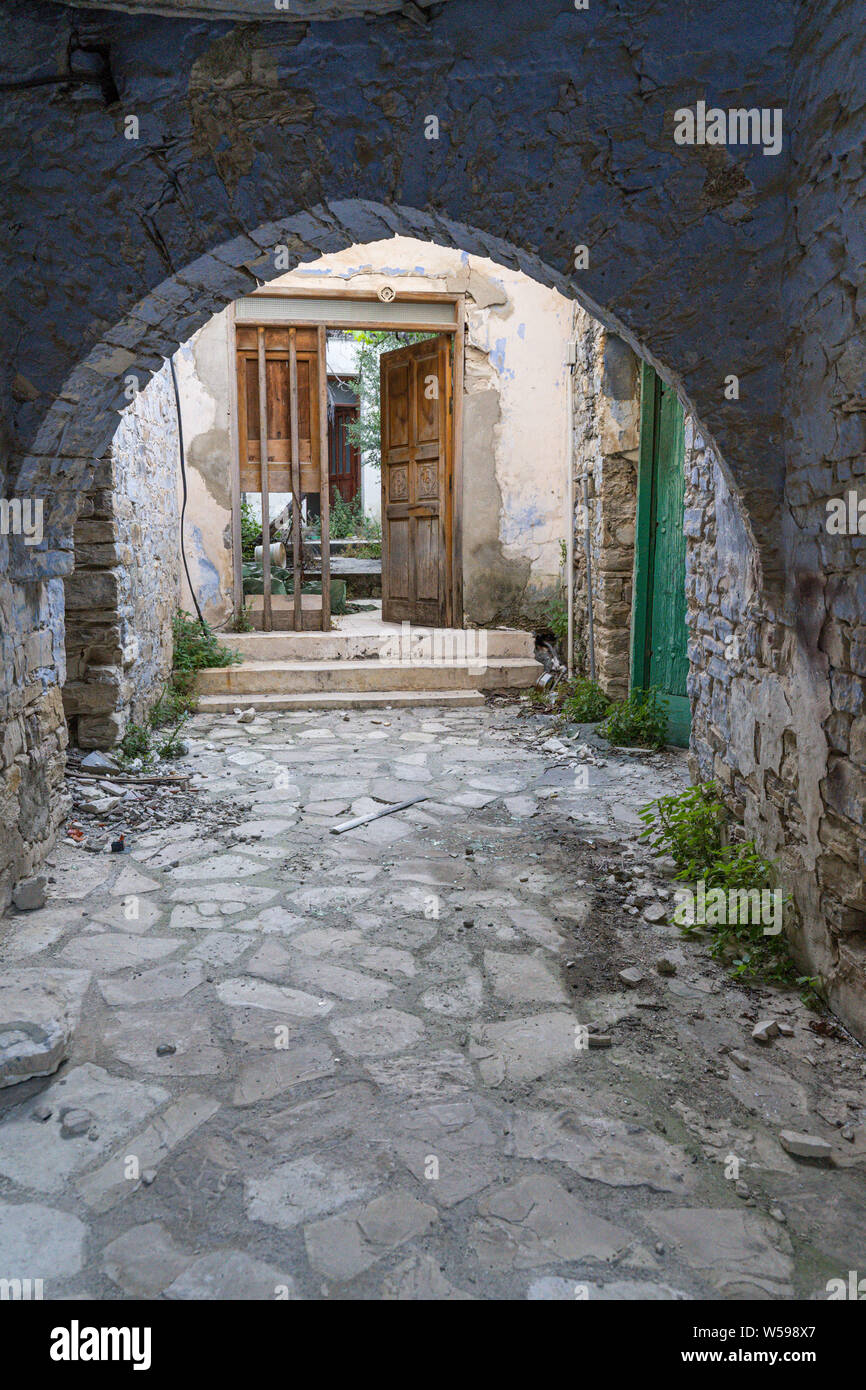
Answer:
[[116, 612, 239, 770], [599, 687, 668, 750], [561, 678, 612, 723], [544, 599, 569, 650], [639, 781, 821, 1005], [171, 610, 241, 677], [240, 498, 260, 562]]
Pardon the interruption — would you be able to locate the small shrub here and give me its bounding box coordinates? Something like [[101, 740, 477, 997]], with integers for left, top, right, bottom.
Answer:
[[639, 781, 808, 999], [638, 782, 728, 879], [156, 714, 191, 760], [544, 600, 569, 647], [525, 685, 555, 710], [560, 678, 611, 724], [172, 610, 240, 674], [599, 687, 668, 749], [118, 722, 152, 765]]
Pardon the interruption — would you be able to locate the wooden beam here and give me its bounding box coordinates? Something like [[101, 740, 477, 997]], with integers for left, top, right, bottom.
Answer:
[[227, 305, 243, 621], [257, 327, 272, 632], [288, 327, 303, 632], [451, 296, 465, 627], [317, 324, 331, 633]]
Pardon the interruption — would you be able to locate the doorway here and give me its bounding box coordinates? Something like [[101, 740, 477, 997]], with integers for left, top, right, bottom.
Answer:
[[380, 334, 454, 627], [231, 292, 463, 633], [631, 363, 690, 747]]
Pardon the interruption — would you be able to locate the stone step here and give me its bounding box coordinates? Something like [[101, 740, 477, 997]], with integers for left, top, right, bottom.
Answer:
[[195, 656, 541, 696], [219, 627, 536, 663], [195, 689, 487, 713]]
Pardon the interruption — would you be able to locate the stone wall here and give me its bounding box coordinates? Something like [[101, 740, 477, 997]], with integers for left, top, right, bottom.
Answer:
[[0, 570, 68, 913], [571, 318, 641, 699], [63, 363, 180, 747]]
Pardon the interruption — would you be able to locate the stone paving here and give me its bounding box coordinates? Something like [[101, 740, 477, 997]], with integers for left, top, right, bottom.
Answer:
[[0, 703, 864, 1300]]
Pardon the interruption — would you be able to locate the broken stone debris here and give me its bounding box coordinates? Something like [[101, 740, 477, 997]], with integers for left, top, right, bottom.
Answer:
[[752, 1019, 780, 1044], [0, 969, 90, 1089], [778, 1130, 834, 1161], [11, 877, 47, 911]]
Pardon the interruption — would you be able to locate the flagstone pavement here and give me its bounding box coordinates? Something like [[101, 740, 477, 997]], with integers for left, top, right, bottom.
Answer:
[[0, 703, 864, 1300]]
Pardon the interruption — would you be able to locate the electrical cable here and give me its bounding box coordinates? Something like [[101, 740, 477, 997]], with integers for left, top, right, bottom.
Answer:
[[169, 354, 207, 632]]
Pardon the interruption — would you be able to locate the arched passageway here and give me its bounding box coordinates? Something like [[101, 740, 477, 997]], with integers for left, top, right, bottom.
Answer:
[[1, 0, 864, 1038]]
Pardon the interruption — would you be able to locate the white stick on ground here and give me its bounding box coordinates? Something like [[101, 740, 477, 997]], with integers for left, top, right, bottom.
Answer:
[[330, 796, 428, 834]]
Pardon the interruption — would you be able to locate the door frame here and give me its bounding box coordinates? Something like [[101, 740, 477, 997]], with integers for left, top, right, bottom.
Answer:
[[630, 361, 691, 746], [230, 291, 464, 629]]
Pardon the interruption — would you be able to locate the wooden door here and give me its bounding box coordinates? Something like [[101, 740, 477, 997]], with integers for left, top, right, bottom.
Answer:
[[234, 325, 329, 631], [631, 364, 690, 746], [380, 335, 452, 626], [235, 326, 321, 496], [329, 403, 360, 503]]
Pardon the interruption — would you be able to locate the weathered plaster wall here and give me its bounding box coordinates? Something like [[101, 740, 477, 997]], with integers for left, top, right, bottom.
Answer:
[[173, 321, 235, 626], [63, 362, 180, 746]]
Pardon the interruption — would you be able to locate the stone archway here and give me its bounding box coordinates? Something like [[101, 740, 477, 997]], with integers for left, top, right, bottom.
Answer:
[[2, 0, 865, 1036]]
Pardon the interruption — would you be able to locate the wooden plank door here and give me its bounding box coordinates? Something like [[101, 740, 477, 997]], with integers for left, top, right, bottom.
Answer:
[[380, 335, 452, 626], [235, 325, 329, 630], [329, 403, 360, 503], [631, 363, 690, 746]]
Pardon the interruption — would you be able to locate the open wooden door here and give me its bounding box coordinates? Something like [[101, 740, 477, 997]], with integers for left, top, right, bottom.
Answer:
[[380, 335, 452, 626]]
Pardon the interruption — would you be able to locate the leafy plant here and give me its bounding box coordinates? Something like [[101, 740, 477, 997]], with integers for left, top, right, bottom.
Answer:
[[545, 599, 569, 646], [240, 498, 260, 562], [560, 678, 611, 724], [172, 610, 240, 675], [638, 782, 728, 879], [600, 687, 668, 749], [118, 722, 153, 765], [638, 780, 811, 999]]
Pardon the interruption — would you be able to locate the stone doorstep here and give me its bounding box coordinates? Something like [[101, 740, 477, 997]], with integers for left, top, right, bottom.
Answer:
[[195, 657, 541, 696], [195, 690, 487, 712]]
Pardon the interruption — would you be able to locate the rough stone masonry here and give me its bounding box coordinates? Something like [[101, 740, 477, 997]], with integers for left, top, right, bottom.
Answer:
[[0, 0, 864, 1038]]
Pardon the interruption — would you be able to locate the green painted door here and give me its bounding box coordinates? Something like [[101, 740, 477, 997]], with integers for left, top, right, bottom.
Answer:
[[631, 364, 690, 747]]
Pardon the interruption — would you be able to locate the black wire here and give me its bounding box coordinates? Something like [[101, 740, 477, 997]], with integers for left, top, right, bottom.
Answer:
[[169, 355, 207, 632]]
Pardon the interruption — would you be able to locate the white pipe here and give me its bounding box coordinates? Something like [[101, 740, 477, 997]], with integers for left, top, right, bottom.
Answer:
[[565, 308, 576, 680]]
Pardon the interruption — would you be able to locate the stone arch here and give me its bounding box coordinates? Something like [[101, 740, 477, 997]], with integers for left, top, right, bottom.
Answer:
[[13, 199, 758, 591]]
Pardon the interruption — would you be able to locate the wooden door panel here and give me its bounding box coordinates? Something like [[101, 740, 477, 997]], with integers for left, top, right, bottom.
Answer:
[[414, 517, 439, 602], [388, 519, 411, 601], [380, 335, 452, 626], [384, 363, 410, 449]]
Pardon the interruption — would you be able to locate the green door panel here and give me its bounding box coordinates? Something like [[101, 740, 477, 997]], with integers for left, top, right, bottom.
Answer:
[[631, 364, 691, 748]]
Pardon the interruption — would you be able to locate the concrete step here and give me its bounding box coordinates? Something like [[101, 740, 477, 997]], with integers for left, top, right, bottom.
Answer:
[[195, 689, 486, 713], [195, 656, 541, 696], [219, 627, 536, 663]]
